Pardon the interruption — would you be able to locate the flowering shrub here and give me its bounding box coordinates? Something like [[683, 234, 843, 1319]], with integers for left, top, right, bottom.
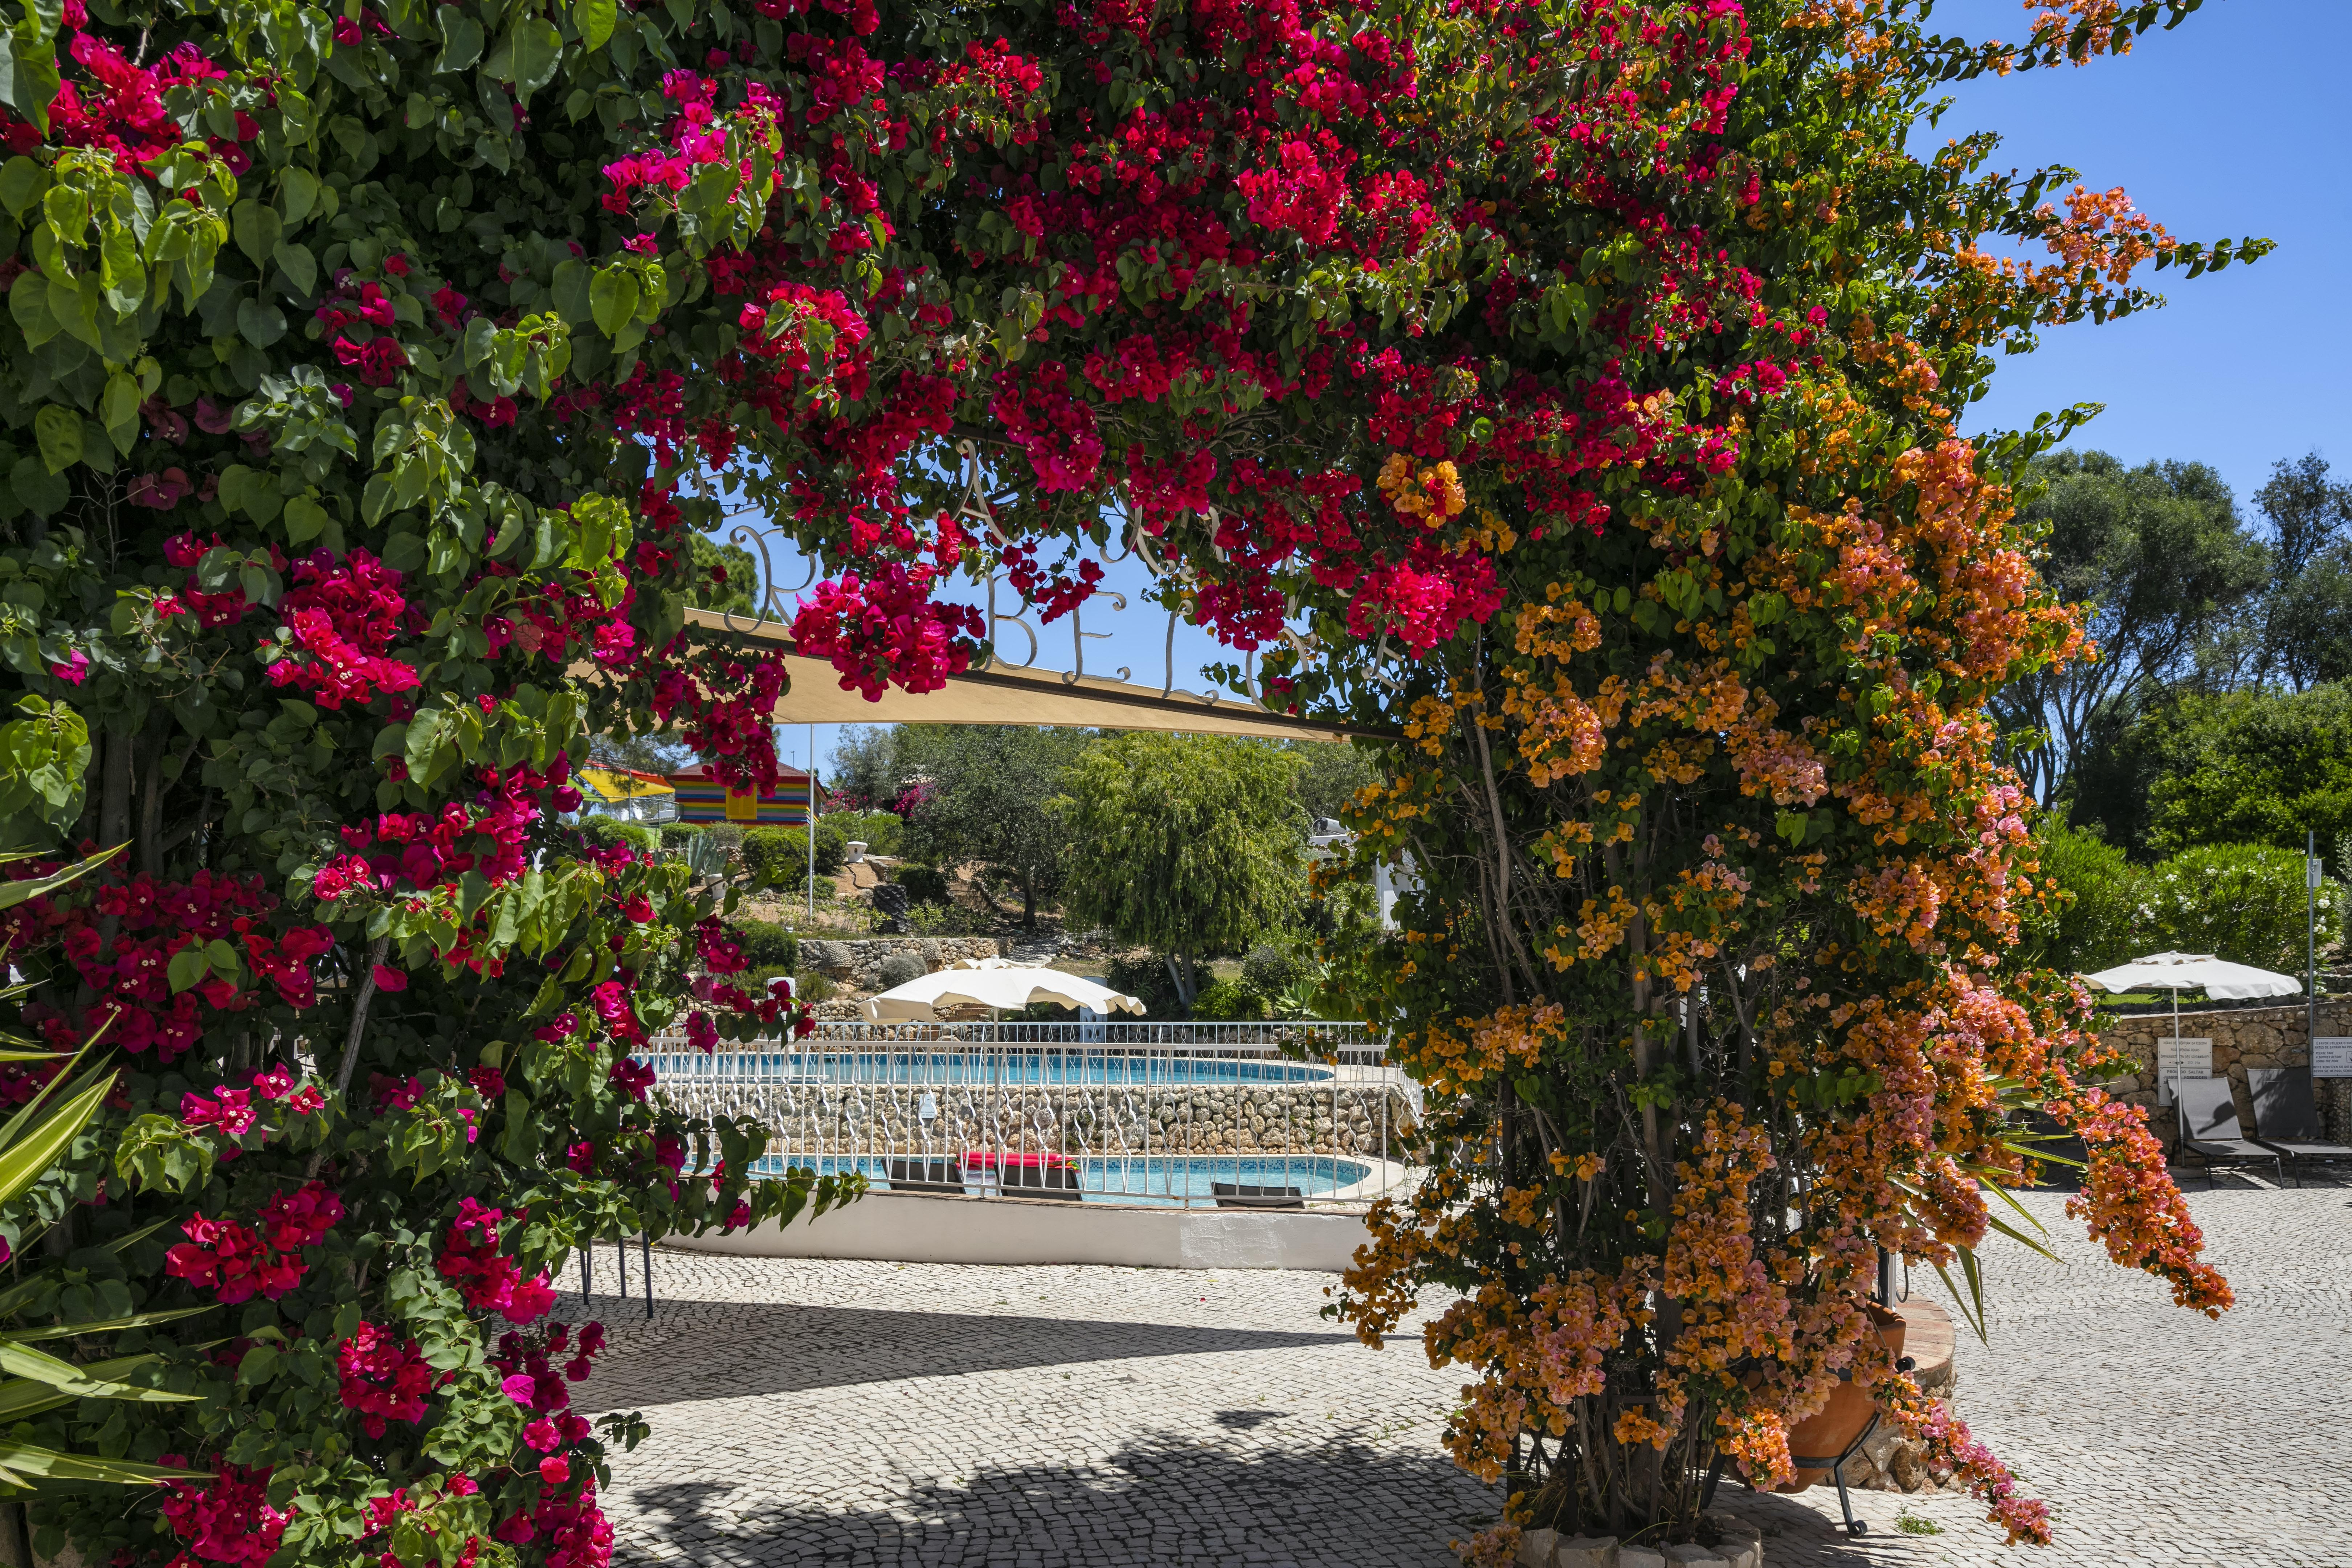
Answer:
[[0, 0, 2255, 1559]]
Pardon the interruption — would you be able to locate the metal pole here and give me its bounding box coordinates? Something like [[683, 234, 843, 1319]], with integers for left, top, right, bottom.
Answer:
[[807, 722, 817, 922], [642, 1233, 654, 1321], [616, 1234, 628, 1300], [2311, 832, 2322, 1098]]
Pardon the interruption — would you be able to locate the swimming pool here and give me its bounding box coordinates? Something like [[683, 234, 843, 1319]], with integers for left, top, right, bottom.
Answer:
[[648, 1050, 1336, 1086], [750, 1153, 1374, 1205]]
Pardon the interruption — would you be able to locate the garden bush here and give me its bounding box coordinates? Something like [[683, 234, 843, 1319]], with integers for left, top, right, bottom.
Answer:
[[1103, 953, 1183, 1021], [891, 863, 953, 906], [830, 809, 906, 859], [726, 920, 800, 978], [740, 822, 846, 889], [1239, 944, 1306, 1003], [2016, 825, 2146, 976], [875, 951, 928, 990], [1192, 977, 1269, 1022], [659, 822, 705, 850], [2140, 843, 2346, 975], [578, 816, 658, 859]]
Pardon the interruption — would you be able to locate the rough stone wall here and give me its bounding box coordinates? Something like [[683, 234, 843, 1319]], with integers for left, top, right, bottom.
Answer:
[[797, 936, 1009, 993], [2093, 999, 2350, 1145], [656, 1079, 1416, 1165]]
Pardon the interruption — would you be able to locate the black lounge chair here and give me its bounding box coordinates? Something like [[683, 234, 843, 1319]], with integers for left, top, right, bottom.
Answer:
[[2167, 1077, 2285, 1188], [1212, 1181, 1304, 1210], [2245, 1067, 2352, 1184], [886, 1158, 965, 1195], [996, 1161, 1084, 1200]]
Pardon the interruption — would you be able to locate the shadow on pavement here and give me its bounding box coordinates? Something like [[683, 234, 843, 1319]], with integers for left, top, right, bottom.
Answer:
[[610, 1434, 1499, 1568], [580, 1299, 1359, 1409]]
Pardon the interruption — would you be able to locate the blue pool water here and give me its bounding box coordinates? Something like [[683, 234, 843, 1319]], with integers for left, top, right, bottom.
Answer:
[[750, 1154, 1372, 1204], [649, 1051, 1335, 1086]]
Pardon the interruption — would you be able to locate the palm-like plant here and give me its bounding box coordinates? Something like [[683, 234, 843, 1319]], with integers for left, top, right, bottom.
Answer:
[[0, 850, 200, 1492]]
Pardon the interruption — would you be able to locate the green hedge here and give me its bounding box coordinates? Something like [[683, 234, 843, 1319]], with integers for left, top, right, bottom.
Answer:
[[742, 821, 848, 887], [2139, 842, 2344, 975], [892, 863, 952, 904]]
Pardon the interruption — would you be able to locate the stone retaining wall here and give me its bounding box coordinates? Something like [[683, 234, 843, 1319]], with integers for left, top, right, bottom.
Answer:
[[798, 936, 1008, 992], [2093, 998, 2350, 1144], [658, 1079, 1416, 1164]]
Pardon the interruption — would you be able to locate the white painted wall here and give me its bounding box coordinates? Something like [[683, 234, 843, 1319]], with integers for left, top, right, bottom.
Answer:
[[668, 1191, 1373, 1273]]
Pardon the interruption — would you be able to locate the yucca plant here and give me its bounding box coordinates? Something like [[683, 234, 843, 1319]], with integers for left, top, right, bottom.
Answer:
[[0, 851, 200, 1494]]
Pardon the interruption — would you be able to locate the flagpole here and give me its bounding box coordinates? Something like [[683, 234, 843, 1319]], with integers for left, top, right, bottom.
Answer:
[[807, 722, 817, 922]]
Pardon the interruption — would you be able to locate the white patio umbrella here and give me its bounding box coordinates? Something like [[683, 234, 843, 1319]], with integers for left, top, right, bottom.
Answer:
[[2079, 952, 2302, 1075], [859, 957, 1147, 1022]]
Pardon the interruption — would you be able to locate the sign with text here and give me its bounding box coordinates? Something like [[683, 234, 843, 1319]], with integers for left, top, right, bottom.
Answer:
[[2314, 1037, 2352, 1079], [2157, 1036, 2213, 1085]]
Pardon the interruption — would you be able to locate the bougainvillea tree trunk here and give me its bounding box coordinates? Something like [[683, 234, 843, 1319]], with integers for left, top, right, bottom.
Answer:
[[0, 0, 2255, 1560]]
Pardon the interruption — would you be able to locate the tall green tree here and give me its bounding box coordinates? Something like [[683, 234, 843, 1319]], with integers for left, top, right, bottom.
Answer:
[[2252, 452, 2352, 690], [1993, 451, 2269, 802], [2073, 683, 2352, 858], [902, 726, 1088, 928], [1057, 735, 1305, 1009], [1286, 737, 1377, 826]]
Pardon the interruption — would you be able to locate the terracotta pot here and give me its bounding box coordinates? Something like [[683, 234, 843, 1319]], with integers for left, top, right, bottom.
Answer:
[[1775, 1301, 1907, 1491]]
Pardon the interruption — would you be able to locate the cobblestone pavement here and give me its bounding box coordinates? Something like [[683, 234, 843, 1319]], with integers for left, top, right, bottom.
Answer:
[[576, 1180, 2352, 1568]]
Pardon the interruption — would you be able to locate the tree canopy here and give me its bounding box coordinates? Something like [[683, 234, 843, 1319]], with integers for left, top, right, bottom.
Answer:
[[898, 724, 1086, 927], [1057, 733, 1304, 1009]]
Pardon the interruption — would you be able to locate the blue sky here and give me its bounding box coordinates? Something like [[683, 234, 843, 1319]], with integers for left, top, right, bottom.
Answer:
[[1937, 0, 2350, 501], [768, 0, 2348, 780]]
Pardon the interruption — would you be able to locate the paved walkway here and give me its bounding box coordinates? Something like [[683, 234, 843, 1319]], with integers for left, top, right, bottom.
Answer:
[[576, 1182, 2352, 1567]]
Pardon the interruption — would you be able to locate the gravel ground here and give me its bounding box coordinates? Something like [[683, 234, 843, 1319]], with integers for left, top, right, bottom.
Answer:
[[573, 1176, 2352, 1568]]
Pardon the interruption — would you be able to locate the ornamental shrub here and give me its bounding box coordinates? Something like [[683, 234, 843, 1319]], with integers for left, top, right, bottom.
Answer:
[[874, 951, 927, 990], [2138, 843, 2344, 976], [1191, 977, 1268, 1022], [1238, 943, 1305, 1004], [740, 822, 847, 888], [0, 0, 2259, 1558], [890, 862, 952, 906], [726, 919, 800, 977], [2014, 824, 2145, 976]]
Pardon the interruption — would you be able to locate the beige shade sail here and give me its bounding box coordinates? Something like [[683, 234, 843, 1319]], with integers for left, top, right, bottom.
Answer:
[[678, 607, 1368, 740], [860, 957, 1147, 1021]]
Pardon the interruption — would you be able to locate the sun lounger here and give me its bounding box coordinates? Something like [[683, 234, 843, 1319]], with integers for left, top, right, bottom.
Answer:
[[2166, 1077, 2285, 1188], [1211, 1181, 1305, 1210], [886, 1158, 966, 1194], [2245, 1067, 2352, 1184], [996, 1161, 1084, 1200]]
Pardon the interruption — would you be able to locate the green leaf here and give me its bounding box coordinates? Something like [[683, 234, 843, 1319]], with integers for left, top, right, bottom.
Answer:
[[283, 496, 330, 544], [509, 16, 563, 98], [437, 8, 484, 71], [0, 845, 115, 914], [6, 268, 55, 346], [588, 268, 640, 338], [166, 946, 207, 993], [0, 28, 61, 136], [277, 167, 320, 227], [0, 1071, 113, 1210], [7, 456, 65, 518], [573, 0, 616, 50], [0, 154, 42, 219], [236, 296, 287, 348], [273, 239, 318, 298], [101, 372, 140, 453], [231, 200, 283, 270], [0, 1438, 188, 1485], [32, 405, 80, 474]]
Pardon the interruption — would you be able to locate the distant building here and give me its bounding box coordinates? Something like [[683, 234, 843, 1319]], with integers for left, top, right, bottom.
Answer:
[[666, 760, 821, 825], [577, 765, 677, 824]]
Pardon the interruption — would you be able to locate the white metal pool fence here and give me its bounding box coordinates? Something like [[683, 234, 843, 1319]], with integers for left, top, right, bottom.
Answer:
[[640, 1020, 1419, 1209]]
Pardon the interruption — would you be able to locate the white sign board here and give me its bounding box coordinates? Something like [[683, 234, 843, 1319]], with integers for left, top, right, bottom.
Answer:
[[2314, 1037, 2352, 1079], [2157, 1037, 2213, 1085]]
